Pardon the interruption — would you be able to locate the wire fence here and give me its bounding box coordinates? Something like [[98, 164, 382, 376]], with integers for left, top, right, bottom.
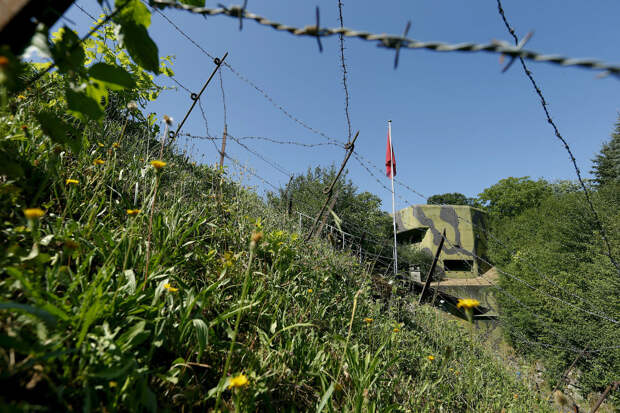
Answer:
[[69, 0, 620, 381]]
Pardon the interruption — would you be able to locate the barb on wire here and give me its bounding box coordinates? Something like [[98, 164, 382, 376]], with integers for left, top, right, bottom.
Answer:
[[394, 20, 411, 69], [152, 0, 620, 76], [496, 0, 620, 275], [314, 7, 323, 53], [336, 0, 352, 142]]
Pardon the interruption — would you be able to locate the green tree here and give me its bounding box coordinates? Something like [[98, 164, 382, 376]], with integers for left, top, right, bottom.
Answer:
[[427, 192, 476, 206], [591, 115, 620, 186], [477, 176, 552, 220], [267, 165, 392, 253]]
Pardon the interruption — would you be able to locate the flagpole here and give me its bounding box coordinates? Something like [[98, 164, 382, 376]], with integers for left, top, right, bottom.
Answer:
[[389, 120, 398, 278]]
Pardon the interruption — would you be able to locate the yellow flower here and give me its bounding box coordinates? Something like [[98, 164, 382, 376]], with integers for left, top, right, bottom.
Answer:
[[24, 208, 45, 219], [97, 142, 104, 147], [164, 283, 178, 292], [427, 355, 435, 361], [139, 158, 144, 162], [363, 318, 373, 324], [126, 209, 141, 216], [228, 373, 249, 389], [307, 289, 313, 293], [150, 160, 166, 170], [112, 142, 120, 149], [94, 159, 105, 165], [65, 178, 79, 185], [109, 381, 117, 388], [393, 328, 400, 333], [456, 298, 480, 309], [17, 94, 26, 100]]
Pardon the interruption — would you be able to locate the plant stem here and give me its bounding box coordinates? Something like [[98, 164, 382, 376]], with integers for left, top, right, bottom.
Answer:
[[142, 173, 160, 290], [214, 244, 255, 411]]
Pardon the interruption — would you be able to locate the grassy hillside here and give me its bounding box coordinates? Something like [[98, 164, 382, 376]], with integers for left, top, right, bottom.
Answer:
[[0, 86, 553, 412]]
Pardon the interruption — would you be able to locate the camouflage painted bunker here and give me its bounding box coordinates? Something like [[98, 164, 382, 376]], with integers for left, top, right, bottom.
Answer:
[[394, 204, 497, 318]]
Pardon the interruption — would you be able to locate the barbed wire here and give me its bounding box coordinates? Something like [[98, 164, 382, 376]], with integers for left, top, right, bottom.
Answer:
[[148, 3, 346, 147], [152, 0, 620, 76], [181, 132, 338, 148], [336, 0, 352, 143], [495, 0, 620, 275], [350, 137, 620, 316], [228, 134, 292, 177]]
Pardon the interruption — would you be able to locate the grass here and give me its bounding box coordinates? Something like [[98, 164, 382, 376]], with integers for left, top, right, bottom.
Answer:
[[0, 89, 554, 411]]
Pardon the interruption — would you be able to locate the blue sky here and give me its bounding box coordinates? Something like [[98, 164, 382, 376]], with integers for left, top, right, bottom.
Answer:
[[61, 1, 620, 211]]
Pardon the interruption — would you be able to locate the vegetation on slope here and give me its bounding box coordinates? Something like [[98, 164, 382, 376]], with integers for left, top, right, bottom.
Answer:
[[0, 65, 552, 411]]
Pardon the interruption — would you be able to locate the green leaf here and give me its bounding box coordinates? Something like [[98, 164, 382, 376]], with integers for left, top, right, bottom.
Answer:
[[116, 0, 151, 28], [66, 87, 104, 123], [88, 63, 136, 90], [179, 0, 206, 6], [317, 382, 335, 412], [51, 27, 85, 74], [0, 301, 57, 326], [92, 360, 135, 379], [192, 319, 209, 358], [118, 22, 159, 74], [36, 110, 83, 153]]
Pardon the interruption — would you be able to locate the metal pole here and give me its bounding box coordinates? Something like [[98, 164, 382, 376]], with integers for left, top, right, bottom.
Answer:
[[305, 131, 359, 240], [170, 52, 228, 144], [418, 229, 446, 305], [219, 124, 227, 168]]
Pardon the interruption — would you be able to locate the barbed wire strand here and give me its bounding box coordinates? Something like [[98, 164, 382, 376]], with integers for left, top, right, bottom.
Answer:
[[337, 0, 352, 142], [152, 0, 620, 76], [496, 0, 619, 275]]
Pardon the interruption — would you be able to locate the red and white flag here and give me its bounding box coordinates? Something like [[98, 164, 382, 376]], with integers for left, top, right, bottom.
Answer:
[[385, 126, 396, 178]]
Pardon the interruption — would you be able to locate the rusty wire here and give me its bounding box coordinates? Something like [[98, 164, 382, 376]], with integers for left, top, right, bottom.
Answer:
[[152, 0, 620, 76], [496, 0, 619, 275]]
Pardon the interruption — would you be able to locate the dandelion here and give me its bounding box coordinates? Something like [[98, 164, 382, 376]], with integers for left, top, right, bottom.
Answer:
[[228, 374, 248, 389], [126, 209, 141, 216], [427, 355, 435, 361], [108, 381, 117, 388], [112, 142, 120, 149], [65, 179, 79, 185], [363, 317, 373, 324], [17, 94, 25, 100], [94, 159, 105, 165], [150, 160, 166, 170], [24, 208, 45, 219], [393, 328, 400, 333], [97, 142, 104, 147], [163, 283, 178, 292], [456, 298, 480, 309], [163, 114, 173, 125], [307, 289, 313, 293], [127, 101, 138, 111], [457, 298, 480, 323]]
